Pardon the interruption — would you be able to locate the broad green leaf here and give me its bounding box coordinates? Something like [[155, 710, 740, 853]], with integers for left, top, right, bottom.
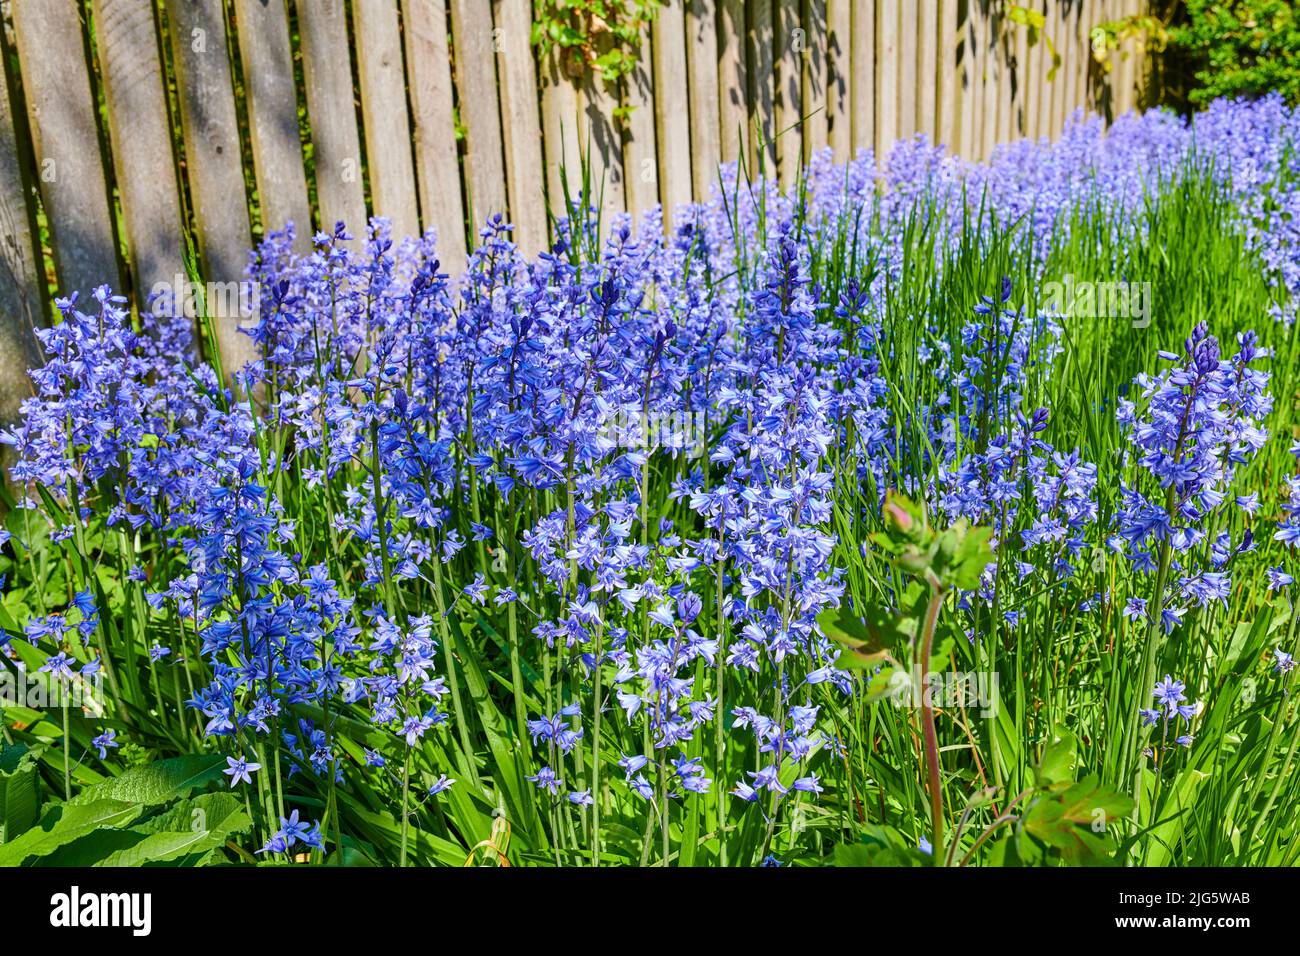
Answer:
[[1023, 776, 1134, 865], [1036, 727, 1078, 787], [949, 525, 994, 590], [1145, 769, 1210, 867], [833, 825, 931, 866], [0, 799, 141, 865], [0, 743, 42, 843], [817, 602, 904, 671], [73, 754, 226, 807]]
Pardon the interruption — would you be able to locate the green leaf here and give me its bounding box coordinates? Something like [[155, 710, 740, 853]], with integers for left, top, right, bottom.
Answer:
[[0, 743, 42, 843], [945, 523, 994, 590], [833, 825, 931, 866], [1007, 4, 1046, 30], [37, 793, 252, 867], [72, 754, 226, 807], [0, 799, 142, 865], [1023, 775, 1134, 865], [93, 829, 226, 867], [1144, 769, 1210, 867], [1036, 727, 1078, 787], [817, 602, 901, 669]]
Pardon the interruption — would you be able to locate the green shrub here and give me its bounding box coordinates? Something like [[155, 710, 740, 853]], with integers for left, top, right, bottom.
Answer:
[[1172, 0, 1300, 106]]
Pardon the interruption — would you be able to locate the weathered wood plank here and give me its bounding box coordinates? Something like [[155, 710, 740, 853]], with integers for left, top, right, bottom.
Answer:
[[538, 43, 581, 219], [1095, 0, 1115, 118], [746, 0, 775, 173], [164, 0, 254, 371], [875, 0, 897, 160], [232, 0, 311, 245], [850, 0, 873, 156], [825, 0, 850, 161], [449, 0, 507, 230], [354, 0, 419, 240], [623, 20, 658, 219], [685, 0, 721, 198], [1064, 0, 1083, 129], [12, 0, 120, 299], [232, 0, 310, 244], [916, 0, 937, 141], [774, 0, 801, 186], [896, 0, 916, 142], [92, 0, 186, 302], [802, 0, 827, 161], [1009, 4, 1027, 137], [937, 0, 959, 150], [1111, 0, 1127, 117], [0, 28, 42, 426], [980, 0, 999, 158], [1118, 0, 1143, 115], [580, 67, 626, 229], [1023, 0, 1044, 140], [654, 0, 692, 213], [958, 0, 975, 156], [1048, 0, 1065, 138], [403, 0, 467, 272], [717, 0, 747, 166], [297, 0, 366, 234], [995, 4, 1013, 145], [492, 0, 546, 255]]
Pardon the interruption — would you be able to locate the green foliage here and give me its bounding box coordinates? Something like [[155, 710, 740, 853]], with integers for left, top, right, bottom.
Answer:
[[1171, 1, 1300, 106], [818, 491, 988, 708], [0, 744, 42, 843], [1006, 3, 1063, 80], [870, 490, 995, 591], [833, 825, 933, 867], [0, 756, 250, 867], [531, 0, 662, 121], [3, 136, 1298, 869]]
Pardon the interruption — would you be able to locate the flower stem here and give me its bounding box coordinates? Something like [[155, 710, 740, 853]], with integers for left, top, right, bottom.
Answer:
[[920, 576, 946, 866]]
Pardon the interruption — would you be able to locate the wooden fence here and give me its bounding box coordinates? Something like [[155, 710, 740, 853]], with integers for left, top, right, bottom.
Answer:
[[0, 0, 1150, 421]]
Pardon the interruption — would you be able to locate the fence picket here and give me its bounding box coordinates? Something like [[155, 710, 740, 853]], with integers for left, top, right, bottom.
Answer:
[[403, 0, 467, 272], [718, 0, 747, 166], [850, 0, 873, 156], [916, 0, 937, 141], [875, 0, 897, 161], [802, 0, 827, 161], [163, 0, 254, 372], [539, 44, 584, 230], [92, 0, 186, 301], [449, 0, 507, 233], [354, 0, 419, 241], [494, 0, 547, 255], [0, 23, 42, 425], [897, 0, 916, 142], [581, 67, 626, 228], [980, 1, 999, 159], [12, 0, 121, 299], [686, 0, 721, 199], [232, 0, 311, 247], [653, 0, 692, 213], [937, 0, 958, 150], [297, 0, 366, 235], [774, 0, 800, 188], [623, 21, 658, 219], [825, 0, 850, 161], [747, 0, 775, 173]]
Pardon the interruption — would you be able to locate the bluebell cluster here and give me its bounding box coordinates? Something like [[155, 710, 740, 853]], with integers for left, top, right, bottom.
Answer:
[[4, 96, 1300, 860]]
